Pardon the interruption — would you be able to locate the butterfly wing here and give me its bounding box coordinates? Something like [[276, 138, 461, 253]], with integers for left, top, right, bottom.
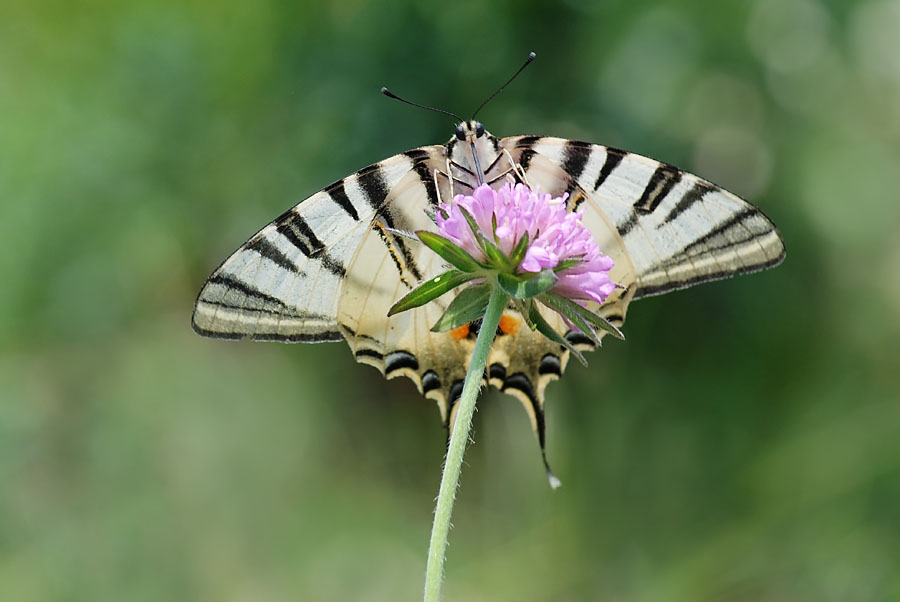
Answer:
[[194, 146, 488, 424], [194, 133, 785, 470], [480, 135, 784, 457], [192, 148, 443, 343], [334, 152, 476, 424], [502, 136, 786, 299]]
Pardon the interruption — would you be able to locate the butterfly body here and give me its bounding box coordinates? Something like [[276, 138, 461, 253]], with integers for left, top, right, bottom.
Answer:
[[193, 121, 784, 451]]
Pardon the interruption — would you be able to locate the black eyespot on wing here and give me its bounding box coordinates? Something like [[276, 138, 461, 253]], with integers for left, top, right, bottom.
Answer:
[[538, 354, 562, 376], [422, 370, 441, 393], [489, 363, 507, 382], [565, 330, 597, 348], [449, 380, 464, 403], [502, 373, 537, 404], [385, 350, 419, 375]]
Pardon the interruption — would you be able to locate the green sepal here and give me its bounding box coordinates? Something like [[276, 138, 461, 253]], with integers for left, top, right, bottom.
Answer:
[[539, 292, 625, 341], [497, 269, 558, 299], [416, 231, 484, 273], [553, 257, 583, 272], [388, 269, 479, 316], [522, 300, 587, 366], [479, 237, 510, 270], [456, 205, 484, 245], [431, 283, 496, 332], [562, 296, 625, 340], [456, 205, 511, 270], [537, 293, 600, 346], [508, 232, 530, 269]]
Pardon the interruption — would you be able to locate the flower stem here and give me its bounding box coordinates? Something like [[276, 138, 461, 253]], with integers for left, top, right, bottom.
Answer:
[[423, 281, 507, 602]]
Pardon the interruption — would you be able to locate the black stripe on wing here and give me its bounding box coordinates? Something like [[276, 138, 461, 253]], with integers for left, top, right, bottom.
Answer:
[[245, 237, 300, 273], [357, 162, 425, 282], [659, 180, 716, 226], [404, 148, 440, 207], [561, 140, 592, 181], [274, 212, 347, 277], [593, 147, 626, 192], [203, 274, 291, 310], [325, 180, 360, 221], [634, 208, 786, 298], [633, 163, 682, 214]]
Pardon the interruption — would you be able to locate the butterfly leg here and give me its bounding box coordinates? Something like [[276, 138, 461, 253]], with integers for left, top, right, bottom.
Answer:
[[485, 167, 514, 186], [432, 168, 445, 206], [445, 158, 455, 199], [435, 162, 476, 197], [502, 148, 532, 188]]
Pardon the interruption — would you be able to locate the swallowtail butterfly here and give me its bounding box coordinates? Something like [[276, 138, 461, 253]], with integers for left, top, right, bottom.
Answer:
[[192, 88, 785, 458]]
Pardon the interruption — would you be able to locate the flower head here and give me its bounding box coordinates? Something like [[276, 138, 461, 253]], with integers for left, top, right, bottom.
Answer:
[[388, 180, 623, 356], [436, 182, 615, 305]]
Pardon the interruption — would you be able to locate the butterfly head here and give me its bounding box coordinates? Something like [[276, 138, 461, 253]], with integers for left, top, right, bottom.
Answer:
[[449, 121, 500, 184], [454, 120, 487, 142]]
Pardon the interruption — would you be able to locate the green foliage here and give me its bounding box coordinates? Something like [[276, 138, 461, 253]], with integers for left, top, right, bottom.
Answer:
[[388, 269, 479, 316], [497, 269, 558, 299], [415, 231, 485, 273], [430, 283, 494, 332]]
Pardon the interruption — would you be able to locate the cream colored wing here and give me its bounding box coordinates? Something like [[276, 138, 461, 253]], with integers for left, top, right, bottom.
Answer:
[[501, 136, 786, 299], [482, 133, 784, 456], [331, 146, 623, 456], [335, 163, 475, 425], [192, 147, 444, 342], [475, 147, 638, 460]]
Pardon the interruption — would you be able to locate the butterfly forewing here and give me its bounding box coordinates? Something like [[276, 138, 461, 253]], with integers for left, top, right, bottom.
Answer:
[[192, 149, 440, 343], [499, 135, 786, 300]]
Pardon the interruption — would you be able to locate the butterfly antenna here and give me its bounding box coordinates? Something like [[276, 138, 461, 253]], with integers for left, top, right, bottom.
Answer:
[[381, 87, 463, 122], [471, 51, 536, 120]]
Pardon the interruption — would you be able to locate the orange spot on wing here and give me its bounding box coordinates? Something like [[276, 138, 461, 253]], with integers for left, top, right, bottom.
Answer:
[[499, 315, 520, 335], [449, 324, 470, 341]]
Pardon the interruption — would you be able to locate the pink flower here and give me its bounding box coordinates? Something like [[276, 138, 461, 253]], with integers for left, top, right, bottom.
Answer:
[[436, 182, 615, 305]]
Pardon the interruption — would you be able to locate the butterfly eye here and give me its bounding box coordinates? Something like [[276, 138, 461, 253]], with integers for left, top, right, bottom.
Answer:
[[455, 125, 466, 141], [475, 122, 485, 137]]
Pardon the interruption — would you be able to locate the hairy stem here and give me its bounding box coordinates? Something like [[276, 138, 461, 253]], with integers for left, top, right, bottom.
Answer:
[[423, 282, 507, 602]]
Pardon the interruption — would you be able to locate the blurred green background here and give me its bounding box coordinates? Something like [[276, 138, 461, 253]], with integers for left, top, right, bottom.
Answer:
[[2, 0, 899, 600]]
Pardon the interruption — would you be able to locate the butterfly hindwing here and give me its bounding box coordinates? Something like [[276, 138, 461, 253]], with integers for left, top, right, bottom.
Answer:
[[337, 159, 475, 423]]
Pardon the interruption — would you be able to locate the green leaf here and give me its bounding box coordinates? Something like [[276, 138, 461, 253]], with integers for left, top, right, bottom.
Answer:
[[431, 283, 495, 332], [388, 269, 479, 316], [524, 301, 587, 366], [497, 269, 558, 299], [416, 231, 484, 272]]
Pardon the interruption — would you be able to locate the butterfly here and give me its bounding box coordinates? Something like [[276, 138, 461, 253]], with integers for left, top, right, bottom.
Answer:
[[192, 108, 785, 463]]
